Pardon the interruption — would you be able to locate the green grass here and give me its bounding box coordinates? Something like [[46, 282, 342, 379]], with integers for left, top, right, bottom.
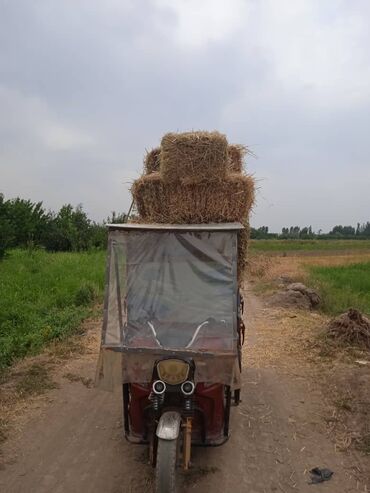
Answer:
[[308, 261, 370, 315], [0, 249, 105, 370], [250, 239, 370, 253]]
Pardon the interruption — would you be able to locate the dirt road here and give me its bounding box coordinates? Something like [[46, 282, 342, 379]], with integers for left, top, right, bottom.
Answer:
[[0, 289, 368, 492]]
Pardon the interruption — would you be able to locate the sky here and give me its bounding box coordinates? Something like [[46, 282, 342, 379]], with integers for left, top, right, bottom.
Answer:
[[1, 0, 370, 233]]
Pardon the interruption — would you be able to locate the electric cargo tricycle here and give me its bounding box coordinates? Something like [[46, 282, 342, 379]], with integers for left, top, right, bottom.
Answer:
[[97, 223, 245, 492]]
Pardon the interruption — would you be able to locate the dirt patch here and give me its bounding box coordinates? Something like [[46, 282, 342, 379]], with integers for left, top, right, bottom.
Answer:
[[14, 363, 58, 398], [0, 282, 369, 491], [322, 366, 370, 456], [0, 418, 8, 446], [266, 282, 320, 310], [244, 280, 370, 473], [182, 466, 219, 488], [0, 314, 101, 462], [248, 251, 370, 477], [63, 372, 93, 388], [287, 282, 321, 306], [267, 288, 312, 309]]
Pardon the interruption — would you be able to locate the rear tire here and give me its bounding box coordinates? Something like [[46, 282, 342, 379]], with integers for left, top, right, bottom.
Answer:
[[155, 437, 177, 493]]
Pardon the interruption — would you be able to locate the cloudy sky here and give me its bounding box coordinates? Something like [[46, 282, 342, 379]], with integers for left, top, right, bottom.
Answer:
[[1, 0, 370, 232]]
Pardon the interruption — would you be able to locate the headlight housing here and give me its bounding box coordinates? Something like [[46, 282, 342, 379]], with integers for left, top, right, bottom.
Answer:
[[157, 359, 189, 385]]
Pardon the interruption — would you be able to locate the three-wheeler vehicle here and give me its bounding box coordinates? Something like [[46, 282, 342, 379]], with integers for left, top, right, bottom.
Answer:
[[97, 223, 244, 492]]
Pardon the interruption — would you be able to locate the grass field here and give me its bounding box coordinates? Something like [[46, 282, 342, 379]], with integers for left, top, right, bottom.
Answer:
[[2, 240, 369, 371], [0, 249, 105, 370], [250, 239, 370, 253], [308, 261, 370, 316]]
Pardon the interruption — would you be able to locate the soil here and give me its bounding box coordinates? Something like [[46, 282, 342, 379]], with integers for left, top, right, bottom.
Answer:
[[266, 282, 321, 310], [0, 289, 369, 492], [267, 288, 313, 310]]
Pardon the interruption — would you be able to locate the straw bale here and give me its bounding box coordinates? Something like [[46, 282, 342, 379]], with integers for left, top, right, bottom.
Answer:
[[144, 147, 161, 174], [228, 144, 247, 173], [131, 172, 254, 284], [237, 220, 250, 285], [160, 131, 228, 184], [131, 172, 255, 224]]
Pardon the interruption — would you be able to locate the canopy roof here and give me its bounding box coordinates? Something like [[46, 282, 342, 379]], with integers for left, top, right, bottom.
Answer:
[[106, 222, 243, 232]]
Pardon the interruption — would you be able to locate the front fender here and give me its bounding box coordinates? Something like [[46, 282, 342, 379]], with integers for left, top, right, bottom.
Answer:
[[156, 411, 181, 440]]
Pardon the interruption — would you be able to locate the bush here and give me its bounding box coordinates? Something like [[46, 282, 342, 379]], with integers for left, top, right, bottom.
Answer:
[[74, 282, 98, 306]]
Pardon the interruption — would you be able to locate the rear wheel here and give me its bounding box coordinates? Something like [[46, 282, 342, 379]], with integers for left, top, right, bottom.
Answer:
[[155, 437, 178, 493]]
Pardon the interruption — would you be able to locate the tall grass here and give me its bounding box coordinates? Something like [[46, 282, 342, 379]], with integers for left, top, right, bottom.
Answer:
[[308, 261, 370, 316], [0, 249, 105, 370]]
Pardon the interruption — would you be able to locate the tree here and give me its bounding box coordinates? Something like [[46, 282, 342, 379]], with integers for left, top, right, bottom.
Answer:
[[329, 225, 355, 237], [4, 197, 49, 248], [108, 211, 127, 224], [43, 204, 92, 251], [0, 194, 13, 259], [362, 222, 370, 236]]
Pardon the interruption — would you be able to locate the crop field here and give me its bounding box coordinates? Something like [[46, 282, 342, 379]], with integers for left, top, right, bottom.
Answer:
[[0, 249, 105, 370], [249, 241, 370, 317], [250, 239, 370, 253], [1, 240, 369, 371], [308, 261, 370, 316]]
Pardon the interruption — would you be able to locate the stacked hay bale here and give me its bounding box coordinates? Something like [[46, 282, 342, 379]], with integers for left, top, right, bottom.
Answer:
[[132, 131, 255, 284], [144, 147, 161, 174]]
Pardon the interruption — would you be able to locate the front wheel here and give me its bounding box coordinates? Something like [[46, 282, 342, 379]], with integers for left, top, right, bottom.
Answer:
[[155, 437, 178, 493]]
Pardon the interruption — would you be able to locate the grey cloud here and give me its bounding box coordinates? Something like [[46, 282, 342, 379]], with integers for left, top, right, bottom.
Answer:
[[1, 0, 370, 231]]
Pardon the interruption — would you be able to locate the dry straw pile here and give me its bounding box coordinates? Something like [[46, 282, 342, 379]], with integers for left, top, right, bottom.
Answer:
[[133, 131, 255, 283], [326, 309, 370, 350]]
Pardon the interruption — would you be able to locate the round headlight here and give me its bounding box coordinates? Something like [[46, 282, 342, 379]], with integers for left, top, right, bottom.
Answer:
[[152, 380, 166, 395], [181, 381, 195, 396]]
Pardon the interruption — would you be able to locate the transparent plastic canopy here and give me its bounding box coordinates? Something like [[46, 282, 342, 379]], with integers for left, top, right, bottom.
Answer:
[[97, 224, 242, 388]]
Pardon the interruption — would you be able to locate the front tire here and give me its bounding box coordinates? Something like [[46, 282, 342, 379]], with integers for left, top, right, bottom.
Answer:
[[155, 437, 178, 493]]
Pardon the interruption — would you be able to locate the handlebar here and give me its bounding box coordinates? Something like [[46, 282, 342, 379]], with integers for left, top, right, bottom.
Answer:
[[185, 321, 209, 348], [146, 319, 224, 349], [147, 321, 163, 347]]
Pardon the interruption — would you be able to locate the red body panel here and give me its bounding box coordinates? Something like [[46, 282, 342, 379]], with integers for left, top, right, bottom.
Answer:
[[128, 383, 151, 439]]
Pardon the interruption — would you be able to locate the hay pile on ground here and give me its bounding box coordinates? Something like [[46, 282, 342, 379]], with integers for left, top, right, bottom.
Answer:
[[160, 131, 228, 184], [132, 131, 255, 284], [326, 309, 370, 350], [267, 283, 320, 310]]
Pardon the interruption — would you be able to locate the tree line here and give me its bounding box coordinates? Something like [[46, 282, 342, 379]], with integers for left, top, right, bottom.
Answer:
[[1, 193, 370, 259], [251, 223, 370, 239], [0, 194, 127, 259]]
